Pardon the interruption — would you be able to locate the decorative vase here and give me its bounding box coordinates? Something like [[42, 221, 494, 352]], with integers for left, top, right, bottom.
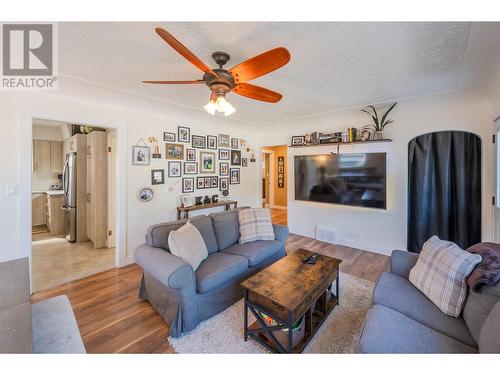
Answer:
[[373, 131, 383, 140]]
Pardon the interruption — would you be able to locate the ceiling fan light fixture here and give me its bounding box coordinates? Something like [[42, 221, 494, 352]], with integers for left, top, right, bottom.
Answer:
[[204, 94, 236, 116], [203, 100, 217, 115]]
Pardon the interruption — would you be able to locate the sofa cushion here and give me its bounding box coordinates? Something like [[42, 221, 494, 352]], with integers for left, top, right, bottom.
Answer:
[[209, 210, 240, 250], [168, 222, 208, 271], [238, 208, 275, 244], [358, 304, 477, 353], [374, 272, 476, 347], [222, 240, 282, 267], [195, 253, 248, 294], [478, 300, 500, 353], [463, 283, 500, 343], [189, 215, 218, 254], [146, 220, 187, 250], [409, 236, 482, 317]]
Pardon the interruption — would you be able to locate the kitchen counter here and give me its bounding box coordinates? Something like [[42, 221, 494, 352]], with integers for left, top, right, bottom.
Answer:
[[32, 190, 64, 196]]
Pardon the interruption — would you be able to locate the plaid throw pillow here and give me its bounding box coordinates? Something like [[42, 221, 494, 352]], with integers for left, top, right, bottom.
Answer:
[[238, 208, 275, 244], [409, 236, 482, 317]]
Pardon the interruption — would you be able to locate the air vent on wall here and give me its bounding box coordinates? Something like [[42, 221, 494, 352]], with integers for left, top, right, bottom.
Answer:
[[315, 226, 336, 244]]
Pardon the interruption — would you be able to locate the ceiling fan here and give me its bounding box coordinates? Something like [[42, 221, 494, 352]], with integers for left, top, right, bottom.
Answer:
[[143, 27, 291, 116]]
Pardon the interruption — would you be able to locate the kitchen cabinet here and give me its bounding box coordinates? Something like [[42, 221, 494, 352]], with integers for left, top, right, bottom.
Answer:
[[32, 140, 51, 173], [32, 194, 47, 226], [47, 194, 65, 235], [50, 141, 63, 174]]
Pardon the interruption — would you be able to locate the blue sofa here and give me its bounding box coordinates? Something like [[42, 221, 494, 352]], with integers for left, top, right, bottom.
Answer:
[[358, 250, 500, 353], [134, 209, 289, 337]]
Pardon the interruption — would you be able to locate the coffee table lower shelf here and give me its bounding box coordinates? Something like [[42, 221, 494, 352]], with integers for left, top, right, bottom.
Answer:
[[244, 291, 339, 353]]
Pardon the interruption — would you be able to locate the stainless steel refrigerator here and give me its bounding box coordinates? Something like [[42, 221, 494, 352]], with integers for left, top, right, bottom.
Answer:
[[62, 152, 77, 242]]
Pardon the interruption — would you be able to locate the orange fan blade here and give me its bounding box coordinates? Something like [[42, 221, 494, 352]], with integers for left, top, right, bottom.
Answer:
[[155, 27, 219, 77], [232, 83, 282, 103], [142, 80, 204, 84], [229, 47, 290, 84]]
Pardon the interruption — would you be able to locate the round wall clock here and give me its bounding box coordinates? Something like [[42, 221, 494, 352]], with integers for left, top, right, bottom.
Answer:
[[222, 190, 229, 197], [138, 187, 154, 202]]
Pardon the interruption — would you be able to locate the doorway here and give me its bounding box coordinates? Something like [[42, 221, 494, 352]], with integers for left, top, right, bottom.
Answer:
[[31, 119, 117, 292], [262, 145, 288, 226]]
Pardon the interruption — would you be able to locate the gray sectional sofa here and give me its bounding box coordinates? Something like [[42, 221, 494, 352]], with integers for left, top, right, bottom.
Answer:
[[134, 209, 289, 337], [358, 250, 500, 353]]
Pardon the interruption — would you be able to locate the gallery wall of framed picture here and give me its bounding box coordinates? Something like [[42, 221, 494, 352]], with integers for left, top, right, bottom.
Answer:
[[133, 128, 252, 204]]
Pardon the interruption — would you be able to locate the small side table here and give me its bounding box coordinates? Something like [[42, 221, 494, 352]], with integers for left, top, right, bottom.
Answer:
[[176, 199, 238, 220]]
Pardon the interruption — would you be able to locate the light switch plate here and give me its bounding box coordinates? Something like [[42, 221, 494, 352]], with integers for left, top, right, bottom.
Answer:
[[6, 184, 19, 196]]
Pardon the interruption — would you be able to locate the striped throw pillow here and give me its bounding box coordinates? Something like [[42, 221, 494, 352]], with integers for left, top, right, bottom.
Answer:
[[238, 208, 275, 244], [409, 236, 482, 317]]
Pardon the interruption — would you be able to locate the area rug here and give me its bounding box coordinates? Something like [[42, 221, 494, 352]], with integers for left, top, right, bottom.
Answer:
[[168, 273, 374, 353]]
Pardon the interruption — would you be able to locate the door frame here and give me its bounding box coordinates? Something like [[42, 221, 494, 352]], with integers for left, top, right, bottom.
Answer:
[[20, 107, 128, 292], [493, 116, 500, 242], [262, 148, 275, 208]]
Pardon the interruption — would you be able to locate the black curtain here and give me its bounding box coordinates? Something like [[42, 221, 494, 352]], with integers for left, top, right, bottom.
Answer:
[[407, 131, 481, 253]]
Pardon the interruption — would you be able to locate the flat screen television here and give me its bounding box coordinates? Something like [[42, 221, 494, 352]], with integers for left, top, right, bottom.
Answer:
[[294, 153, 387, 209]]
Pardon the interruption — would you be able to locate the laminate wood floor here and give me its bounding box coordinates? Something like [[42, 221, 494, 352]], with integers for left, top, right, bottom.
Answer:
[[270, 208, 287, 225], [31, 228, 389, 353]]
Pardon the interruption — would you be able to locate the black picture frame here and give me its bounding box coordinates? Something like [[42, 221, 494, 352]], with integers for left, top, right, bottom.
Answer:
[[218, 134, 230, 148], [183, 162, 198, 175], [219, 162, 229, 176], [186, 148, 196, 161], [231, 137, 239, 149], [230, 168, 240, 184], [204, 177, 212, 188], [211, 176, 218, 188], [182, 177, 194, 193], [163, 132, 176, 142], [291, 136, 306, 146], [207, 135, 218, 150], [197, 176, 205, 189], [151, 169, 165, 185], [178, 126, 190, 143], [231, 149, 241, 166], [219, 148, 229, 160], [242, 158, 248, 167], [192, 135, 206, 149], [219, 177, 229, 191], [168, 161, 182, 177]]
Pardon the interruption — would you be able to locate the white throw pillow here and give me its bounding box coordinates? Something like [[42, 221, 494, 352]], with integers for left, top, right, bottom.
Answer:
[[238, 208, 275, 244], [409, 236, 482, 317], [168, 222, 208, 271]]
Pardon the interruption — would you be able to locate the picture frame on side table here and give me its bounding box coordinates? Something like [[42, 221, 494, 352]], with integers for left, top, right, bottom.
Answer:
[[192, 135, 206, 149], [132, 145, 150, 166], [151, 169, 165, 185], [183, 162, 198, 175], [230, 168, 240, 184], [163, 132, 176, 142], [219, 162, 229, 176], [200, 151, 216, 173], [218, 134, 230, 148], [166, 143, 184, 160], [231, 149, 241, 166], [207, 135, 217, 150], [178, 126, 190, 143], [182, 178, 194, 193], [168, 161, 182, 177], [181, 194, 195, 207]]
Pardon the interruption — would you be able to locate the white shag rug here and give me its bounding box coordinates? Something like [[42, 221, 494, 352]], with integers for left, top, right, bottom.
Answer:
[[168, 273, 374, 353]]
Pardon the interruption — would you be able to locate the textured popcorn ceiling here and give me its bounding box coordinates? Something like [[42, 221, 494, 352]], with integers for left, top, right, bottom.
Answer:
[[59, 22, 473, 124]]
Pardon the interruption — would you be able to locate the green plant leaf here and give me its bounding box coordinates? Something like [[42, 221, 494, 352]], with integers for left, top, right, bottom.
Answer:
[[361, 107, 380, 131], [380, 102, 397, 129]]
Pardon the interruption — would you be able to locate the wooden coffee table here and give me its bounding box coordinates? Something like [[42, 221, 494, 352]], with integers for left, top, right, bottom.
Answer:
[[241, 248, 342, 353]]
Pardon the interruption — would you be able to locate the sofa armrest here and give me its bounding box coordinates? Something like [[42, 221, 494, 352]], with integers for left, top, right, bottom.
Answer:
[[273, 224, 289, 245], [390, 250, 419, 279], [134, 244, 196, 295]]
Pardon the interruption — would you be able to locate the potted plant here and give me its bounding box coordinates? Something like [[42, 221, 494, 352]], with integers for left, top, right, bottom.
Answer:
[[361, 102, 397, 140]]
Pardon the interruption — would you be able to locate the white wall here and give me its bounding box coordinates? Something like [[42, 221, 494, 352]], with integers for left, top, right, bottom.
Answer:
[[258, 91, 494, 254], [0, 77, 260, 265]]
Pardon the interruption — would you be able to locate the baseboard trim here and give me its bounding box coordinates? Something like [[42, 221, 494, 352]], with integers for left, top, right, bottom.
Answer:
[[336, 238, 394, 256]]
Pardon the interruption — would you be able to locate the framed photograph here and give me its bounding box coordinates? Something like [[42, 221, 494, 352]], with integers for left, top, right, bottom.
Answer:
[[219, 177, 229, 191], [231, 137, 239, 149], [210, 176, 218, 188], [278, 165, 284, 173], [192, 135, 206, 149], [242, 158, 248, 167], [204, 177, 212, 188], [219, 162, 229, 176], [178, 126, 190, 143], [163, 132, 175, 142], [151, 169, 165, 185], [183, 162, 198, 175], [231, 149, 241, 166], [278, 176, 284, 187], [181, 194, 195, 207], [182, 178, 194, 193], [219, 148, 229, 160], [373, 132, 383, 140], [132, 145, 150, 166], [197, 177, 205, 189], [186, 148, 196, 161], [168, 161, 182, 177], [200, 151, 216, 173], [207, 135, 217, 150], [291, 136, 305, 146], [137, 187, 154, 202], [218, 134, 230, 148], [230, 168, 240, 184], [166, 143, 184, 160]]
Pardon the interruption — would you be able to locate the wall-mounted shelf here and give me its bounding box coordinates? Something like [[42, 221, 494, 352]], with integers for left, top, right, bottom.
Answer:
[[289, 139, 393, 148]]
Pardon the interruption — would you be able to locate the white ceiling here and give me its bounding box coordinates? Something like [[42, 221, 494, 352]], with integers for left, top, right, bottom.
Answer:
[[58, 22, 490, 124]]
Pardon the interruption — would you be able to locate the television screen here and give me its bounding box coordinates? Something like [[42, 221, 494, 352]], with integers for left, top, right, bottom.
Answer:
[[294, 153, 387, 209]]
